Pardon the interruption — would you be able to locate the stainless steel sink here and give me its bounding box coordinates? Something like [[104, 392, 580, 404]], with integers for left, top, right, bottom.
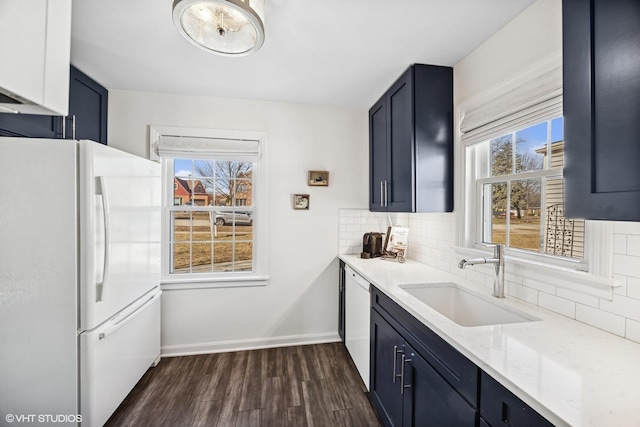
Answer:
[[399, 283, 540, 327]]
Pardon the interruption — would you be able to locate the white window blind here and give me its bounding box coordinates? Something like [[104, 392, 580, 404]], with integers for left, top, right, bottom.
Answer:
[[460, 66, 562, 146], [155, 136, 260, 160]]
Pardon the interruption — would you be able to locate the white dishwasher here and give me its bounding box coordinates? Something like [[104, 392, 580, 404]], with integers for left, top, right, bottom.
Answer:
[[344, 265, 371, 390]]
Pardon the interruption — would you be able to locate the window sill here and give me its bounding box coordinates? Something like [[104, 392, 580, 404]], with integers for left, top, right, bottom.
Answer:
[[454, 246, 619, 300], [161, 275, 269, 291]]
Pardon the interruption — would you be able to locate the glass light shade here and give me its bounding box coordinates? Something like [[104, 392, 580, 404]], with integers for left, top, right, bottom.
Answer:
[[172, 0, 265, 56]]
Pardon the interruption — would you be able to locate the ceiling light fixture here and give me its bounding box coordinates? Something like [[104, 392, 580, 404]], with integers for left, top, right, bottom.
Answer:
[[172, 0, 265, 57]]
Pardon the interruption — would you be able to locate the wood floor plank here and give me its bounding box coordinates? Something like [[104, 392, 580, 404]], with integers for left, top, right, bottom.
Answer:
[[216, 351, 248, 426], [285, 405, 308, 427], [201, 352, 233, 402], [234, 409, 262, 427], [238, 349, 268, 411], [192, 399, 223, 427], [262, 376, 285, 426], [107, 343, 382, 427]]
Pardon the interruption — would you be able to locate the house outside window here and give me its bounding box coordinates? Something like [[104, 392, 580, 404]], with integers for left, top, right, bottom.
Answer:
[[150, 126, 268, 288]]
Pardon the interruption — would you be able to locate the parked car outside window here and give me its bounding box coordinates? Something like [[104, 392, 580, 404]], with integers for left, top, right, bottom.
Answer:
[[214, 211, 252, 226]]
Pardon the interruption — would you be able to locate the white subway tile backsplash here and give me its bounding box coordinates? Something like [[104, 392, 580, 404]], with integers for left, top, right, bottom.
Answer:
[[613, 234, 627, 255], [599, 295, 640, 322], [627, 235, 640, 257], [576, 304, 626, 336], [508, 283, 539, 304], [613, 254, 640, 278], [626, 319, 640, 344], [613, 221, 640, 235], [614, 274, 628, 296], [338, 208, 640, 344], [556, 288, 599, 308], [522, 278, 557, 295], [539, 293, 576, 318], [627, 277, 640, 300]]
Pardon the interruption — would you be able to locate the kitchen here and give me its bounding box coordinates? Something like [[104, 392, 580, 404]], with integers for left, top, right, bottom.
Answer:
[[2, 0, 640, 426]]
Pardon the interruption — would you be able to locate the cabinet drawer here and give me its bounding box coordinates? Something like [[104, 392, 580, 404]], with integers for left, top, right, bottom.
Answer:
[[371, 286, 478, 406], [480, 371, 553, 427]]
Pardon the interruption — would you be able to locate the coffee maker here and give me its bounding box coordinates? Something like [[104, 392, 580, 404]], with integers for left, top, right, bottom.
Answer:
[[361, 232, 383, 258]]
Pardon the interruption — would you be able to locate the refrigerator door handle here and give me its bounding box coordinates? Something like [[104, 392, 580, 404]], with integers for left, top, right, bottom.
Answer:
[[96, 177, 111, 302], [98, 292, 160, 340]]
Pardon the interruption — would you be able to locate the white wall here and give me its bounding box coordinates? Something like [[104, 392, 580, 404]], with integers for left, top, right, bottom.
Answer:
[[453, 0, 562, 105], [108, 90, 369, 355]]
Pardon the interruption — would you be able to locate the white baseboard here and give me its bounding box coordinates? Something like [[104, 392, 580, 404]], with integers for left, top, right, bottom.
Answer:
[[160, 332, 342, 357]]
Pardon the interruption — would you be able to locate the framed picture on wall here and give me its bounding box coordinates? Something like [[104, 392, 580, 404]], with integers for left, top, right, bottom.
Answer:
[[293, 194, 310, 210], [308, 170, 329, 186]]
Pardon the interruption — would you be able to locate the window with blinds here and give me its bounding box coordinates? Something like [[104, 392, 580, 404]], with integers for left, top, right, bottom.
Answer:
[[150, 126, 267, 285], [460, 64, 587, 264]]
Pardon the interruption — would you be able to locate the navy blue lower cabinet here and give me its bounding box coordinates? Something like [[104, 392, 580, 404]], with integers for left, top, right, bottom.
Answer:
[[480, 371, 553, 427], [370, 309, 405, 427], [402, 343, 477, 427], [370, 306, 478, 427]]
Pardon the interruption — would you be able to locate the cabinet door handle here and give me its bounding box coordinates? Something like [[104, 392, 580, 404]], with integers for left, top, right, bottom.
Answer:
[[400, 354, 412, 394], [380, 181, 384, 207], [383, 180, 388, 207], [71, 114, 76, 140], [392, 345, 403, 383]]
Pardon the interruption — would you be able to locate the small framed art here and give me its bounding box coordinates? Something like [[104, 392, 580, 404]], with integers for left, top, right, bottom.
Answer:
[[293, 194, 310, 210], [308, 170, 329, 186]]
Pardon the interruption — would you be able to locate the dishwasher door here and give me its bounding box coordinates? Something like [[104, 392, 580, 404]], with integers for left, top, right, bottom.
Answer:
[[344, 265, 371, 390]]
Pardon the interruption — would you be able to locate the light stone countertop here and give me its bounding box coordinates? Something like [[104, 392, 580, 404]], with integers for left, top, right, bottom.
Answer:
[[339, 254, 640, 427]]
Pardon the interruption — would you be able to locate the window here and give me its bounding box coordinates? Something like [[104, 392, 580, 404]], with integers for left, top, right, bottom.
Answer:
[[471, 117, 585, 260], [150, 126, 267, 287], [169, 159, 254, 274], [458, 59, 614, 286]]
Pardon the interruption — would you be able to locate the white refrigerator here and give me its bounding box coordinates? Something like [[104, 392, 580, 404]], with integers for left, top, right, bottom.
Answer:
[[0, 138, 162, 426]]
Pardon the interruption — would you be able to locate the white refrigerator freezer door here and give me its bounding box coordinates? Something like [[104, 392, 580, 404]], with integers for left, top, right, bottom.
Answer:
[[79, 141, 161, 330], [80, 289, 161, 427], [0, 138, 78, 418]]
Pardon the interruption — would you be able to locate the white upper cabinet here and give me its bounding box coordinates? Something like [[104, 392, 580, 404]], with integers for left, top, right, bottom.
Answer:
[[0, 0, 71, 115]]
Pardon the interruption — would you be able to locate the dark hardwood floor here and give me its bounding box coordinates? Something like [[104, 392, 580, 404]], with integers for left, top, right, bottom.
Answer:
[[105, 342, 382, 427]]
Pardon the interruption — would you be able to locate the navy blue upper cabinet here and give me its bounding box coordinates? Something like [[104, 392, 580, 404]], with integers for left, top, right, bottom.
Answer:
[[369, 64, 453, 213], [563, 0, 640, 220], [67, 65, 108, 145], [0, 112, 62, 138], [0, 65, 108, 144]]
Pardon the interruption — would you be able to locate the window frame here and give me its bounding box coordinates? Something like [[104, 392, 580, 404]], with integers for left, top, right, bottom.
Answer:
[[455, 55, 615, 297], [150, 125, 268, 289]]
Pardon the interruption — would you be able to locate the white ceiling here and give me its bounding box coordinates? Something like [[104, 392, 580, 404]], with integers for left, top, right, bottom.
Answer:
[[70, 0, 536, 108]]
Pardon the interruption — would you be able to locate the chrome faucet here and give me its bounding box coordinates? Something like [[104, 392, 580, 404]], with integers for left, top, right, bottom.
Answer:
[[458, 244, 505, 298]]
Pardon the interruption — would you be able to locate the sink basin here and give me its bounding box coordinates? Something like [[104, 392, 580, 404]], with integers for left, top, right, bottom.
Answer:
[[399, 283, 540, 327]]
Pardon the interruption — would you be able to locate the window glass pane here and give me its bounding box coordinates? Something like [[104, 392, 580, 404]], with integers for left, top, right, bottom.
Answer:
[[236, 178, 252, 207], [172, 211, 191, 242], [213, 243, 233, 272], [490, 134, 513, 176], [515, 122, 545, 172], [192, 243, 213, 273], [235, 242, 253, 272], [509, 178, 542, 252], [544, 176, 585, 259], [172, 243, 191, 274], [550, 117, 565, 169], [484, 183, 507, 245]]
